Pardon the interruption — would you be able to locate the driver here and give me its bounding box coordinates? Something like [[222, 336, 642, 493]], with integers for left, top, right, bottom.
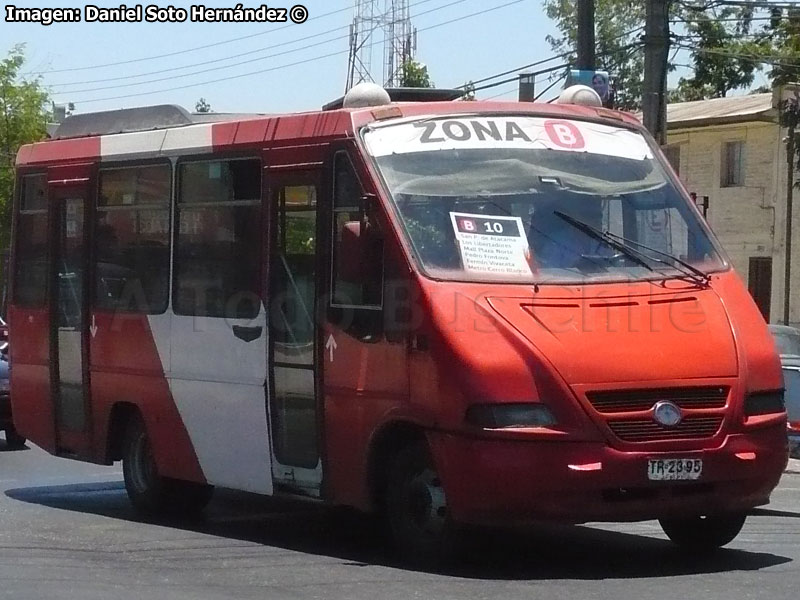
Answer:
[[528, 194, 605, 269]]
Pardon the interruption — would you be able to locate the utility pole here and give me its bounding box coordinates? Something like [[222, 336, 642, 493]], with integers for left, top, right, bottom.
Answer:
[[576, 0, 595, 71], [785, 112, 796, 325], [643, 0, 670, 145]]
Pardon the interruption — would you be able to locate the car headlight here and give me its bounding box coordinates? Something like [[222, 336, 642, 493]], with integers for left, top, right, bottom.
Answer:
[[466, 403, 557, 429], [744, 391, 785, 416]]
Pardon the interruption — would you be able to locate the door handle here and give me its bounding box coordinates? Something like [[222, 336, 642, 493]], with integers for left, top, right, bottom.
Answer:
[[233, 325, 263, 342]]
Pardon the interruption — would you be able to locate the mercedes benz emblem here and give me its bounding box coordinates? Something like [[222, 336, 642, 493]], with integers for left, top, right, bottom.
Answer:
[[652, 401, 683, 427]]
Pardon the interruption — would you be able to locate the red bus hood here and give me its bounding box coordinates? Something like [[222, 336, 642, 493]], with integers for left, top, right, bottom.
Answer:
[[485, 286, 738, 384]]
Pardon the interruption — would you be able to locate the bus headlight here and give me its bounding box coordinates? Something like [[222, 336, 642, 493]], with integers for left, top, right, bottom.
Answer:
[[744, 391, 785, 416], [466, 403, 557, 429]]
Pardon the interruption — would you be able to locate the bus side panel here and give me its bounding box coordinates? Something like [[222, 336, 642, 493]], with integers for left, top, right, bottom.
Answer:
[[8, 306, 56, 451], [89, 311, 206, 483], [323, 217, 416, 509]]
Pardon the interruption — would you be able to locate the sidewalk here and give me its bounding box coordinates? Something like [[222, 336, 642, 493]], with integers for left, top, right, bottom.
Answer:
[[788, 458, 800, 474]]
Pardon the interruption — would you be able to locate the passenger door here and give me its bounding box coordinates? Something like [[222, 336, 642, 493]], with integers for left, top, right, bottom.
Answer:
[[169, 157, 272, 494], [266, 146, 326, 495], [48, 167, 93, 455]]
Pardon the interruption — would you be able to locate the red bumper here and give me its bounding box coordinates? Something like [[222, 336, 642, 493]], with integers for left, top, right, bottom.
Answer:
[[430, 425, 789, 525]]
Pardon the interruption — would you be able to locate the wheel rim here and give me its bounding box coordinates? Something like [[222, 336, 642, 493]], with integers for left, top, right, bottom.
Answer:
[[129, 431, 157, 493], [402, 468, 447, 537]]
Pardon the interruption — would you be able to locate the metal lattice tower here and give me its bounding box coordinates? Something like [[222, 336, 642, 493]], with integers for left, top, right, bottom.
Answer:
[[345, 0, 416, 92], [383, 0, 415, 88]]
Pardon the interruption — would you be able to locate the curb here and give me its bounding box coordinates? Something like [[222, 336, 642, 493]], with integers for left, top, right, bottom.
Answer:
[[787, 458, 800, 474]]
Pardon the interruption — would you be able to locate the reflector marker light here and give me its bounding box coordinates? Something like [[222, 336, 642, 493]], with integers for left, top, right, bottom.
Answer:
[[568, 462, 603, 471], [735, 452, 757, 461]]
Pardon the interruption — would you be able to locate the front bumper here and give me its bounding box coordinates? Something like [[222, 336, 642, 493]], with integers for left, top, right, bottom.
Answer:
[[431, 425, 789, 526]]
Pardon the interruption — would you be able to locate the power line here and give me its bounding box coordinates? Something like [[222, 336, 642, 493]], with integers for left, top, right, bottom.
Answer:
[[674, 41, 800, 69], [469, 63, 568, 93], [28, 5, 355, 75], [52, 0, 447, 89], [535, 76, 565, 100], [482, 82, 518, 100], [456, 53, 572, 89], [60, 0, 525, 106], [51, 24, 350, 88], [455, 25, 645, 91], [56, 0, 468, 95]]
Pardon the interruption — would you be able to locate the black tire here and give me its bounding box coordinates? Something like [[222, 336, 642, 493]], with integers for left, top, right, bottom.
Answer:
[[385, 441, 457, 567], [659, 513, 747, 551], [4, 427, 26, 450], [122, 414, 213, 517]]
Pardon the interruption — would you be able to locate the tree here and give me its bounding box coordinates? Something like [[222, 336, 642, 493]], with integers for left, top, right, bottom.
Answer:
[[460, 81, 477, 101], [543, 0, 645, 110], [195, 98, 212, 113], [400, 59, 433, 88], [670, 2, 763, 101], [758, 7, 800, 88], [544, 0, 769, 108], [0, 45, 49, 248]]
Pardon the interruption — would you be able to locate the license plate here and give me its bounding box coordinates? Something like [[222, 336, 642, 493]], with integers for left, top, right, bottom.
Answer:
[[647, 458, 703, 481]]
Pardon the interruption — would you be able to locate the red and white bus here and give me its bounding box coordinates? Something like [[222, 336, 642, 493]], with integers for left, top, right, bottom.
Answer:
[[9, 84, 789, 563]]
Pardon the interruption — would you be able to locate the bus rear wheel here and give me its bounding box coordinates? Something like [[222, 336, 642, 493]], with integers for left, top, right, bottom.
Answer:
[[659, 513, 747, 551], [122, 414, 213, 517], [385, 441, 457, 567]]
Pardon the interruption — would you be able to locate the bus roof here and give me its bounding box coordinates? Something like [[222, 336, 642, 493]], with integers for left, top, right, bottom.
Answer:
[[16, 100, 643, 168]]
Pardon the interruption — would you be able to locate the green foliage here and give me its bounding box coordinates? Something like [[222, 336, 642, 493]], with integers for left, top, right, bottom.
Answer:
[[543, 0, 782, 107], [670, 3, 763, 101], [400, 59, 433, 88], [543, 0, 644, 110], [0, 45, 49, 249], [195, 97, 212, 113], [758, 7, 800, 88], [461, 81, 477, 101]]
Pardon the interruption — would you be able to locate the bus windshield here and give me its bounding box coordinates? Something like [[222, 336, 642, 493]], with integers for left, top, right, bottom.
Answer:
[[363, 115, 725, 284]]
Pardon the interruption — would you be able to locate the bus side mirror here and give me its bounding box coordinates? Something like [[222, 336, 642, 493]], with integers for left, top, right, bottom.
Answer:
[[338, 221, 366, 284], [338, 218, 383, 286]]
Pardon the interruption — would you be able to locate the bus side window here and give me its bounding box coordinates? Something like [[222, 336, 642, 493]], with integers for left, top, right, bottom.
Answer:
[[174, 158, 262, 319], [95, 164, 171, 314], [14, 174, 49, 308], [331, 152, 383, 309]]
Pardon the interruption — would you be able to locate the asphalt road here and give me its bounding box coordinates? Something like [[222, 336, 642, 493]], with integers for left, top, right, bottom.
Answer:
[[1, 437, 799, 600]]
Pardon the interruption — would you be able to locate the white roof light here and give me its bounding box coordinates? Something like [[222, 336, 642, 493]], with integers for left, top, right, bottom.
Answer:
[[343, 82, 392, 109], [556, 85, 603, 107]]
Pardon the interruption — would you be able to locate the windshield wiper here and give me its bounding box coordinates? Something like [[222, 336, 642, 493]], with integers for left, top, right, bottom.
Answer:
[[553, 210, 711, 287], [552, 211, 655, 273], [602, 229, 711, 286]]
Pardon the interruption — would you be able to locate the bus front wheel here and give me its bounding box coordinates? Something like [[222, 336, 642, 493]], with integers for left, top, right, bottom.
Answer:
[[385, 441, 456, 567], [659, 513, 747, 550], [4, 426, 26, 450], [122, 414, 213, 516]]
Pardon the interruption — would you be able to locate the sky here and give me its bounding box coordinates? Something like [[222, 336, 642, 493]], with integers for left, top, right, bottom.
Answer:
[[0, 0, 564, 115]]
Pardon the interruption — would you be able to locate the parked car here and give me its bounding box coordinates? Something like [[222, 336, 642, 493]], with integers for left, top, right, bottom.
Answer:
[[769, 324, 800, 458]]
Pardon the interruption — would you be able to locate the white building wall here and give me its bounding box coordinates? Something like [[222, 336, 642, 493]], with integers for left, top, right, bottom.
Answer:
[[667, 121, 784, 322]]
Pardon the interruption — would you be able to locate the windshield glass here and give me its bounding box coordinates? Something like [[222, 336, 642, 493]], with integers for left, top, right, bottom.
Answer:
[[364, 115, 725, 284]]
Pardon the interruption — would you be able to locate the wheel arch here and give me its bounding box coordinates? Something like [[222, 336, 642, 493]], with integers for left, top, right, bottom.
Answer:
[[105, 401, 142, 462], [366, 420, 429, 512]]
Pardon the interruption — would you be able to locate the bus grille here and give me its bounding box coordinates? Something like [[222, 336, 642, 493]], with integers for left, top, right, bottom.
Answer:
[[608, 416, 724, 442], [587, 386, 728, 414]]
